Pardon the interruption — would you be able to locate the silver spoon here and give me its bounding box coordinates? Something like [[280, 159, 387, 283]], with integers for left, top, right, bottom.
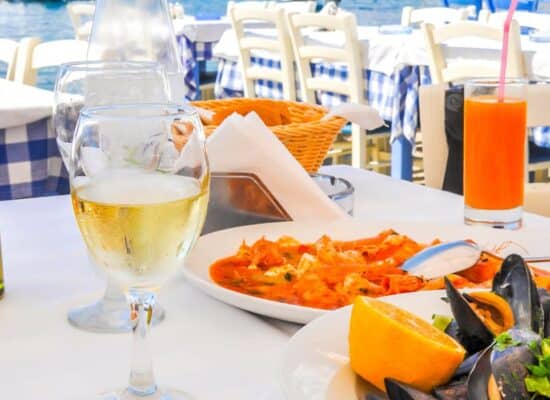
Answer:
[[401, 240, 550, 279]]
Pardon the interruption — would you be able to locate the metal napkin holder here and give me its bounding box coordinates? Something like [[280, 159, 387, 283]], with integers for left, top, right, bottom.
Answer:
[[201, 172, 292, 235]]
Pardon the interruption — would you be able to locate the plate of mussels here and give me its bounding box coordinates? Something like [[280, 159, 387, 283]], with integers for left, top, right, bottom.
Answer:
[[282, 254, 550, 400]]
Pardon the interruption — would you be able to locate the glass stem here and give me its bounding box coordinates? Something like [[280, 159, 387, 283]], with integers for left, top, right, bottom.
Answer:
[[127, 291, 157, 397]]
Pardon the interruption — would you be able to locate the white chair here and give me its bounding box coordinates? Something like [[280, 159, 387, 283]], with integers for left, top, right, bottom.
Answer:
[[268, 1, 316, 13], [287, 12, 374, 169], [422, 21, 525, 85], [420, 83, 550, 217], [14, 38, 89, 86], [230, 7, 296, 101], [0, 39, 19, 81], [486, 11, 550, 31], [401, 7, 468, 27], [67, 2, 95, 40]]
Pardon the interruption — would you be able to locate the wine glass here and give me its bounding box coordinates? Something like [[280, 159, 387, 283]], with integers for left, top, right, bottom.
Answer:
[[53, 61, 171, 333], [70, 103, 209, 399]]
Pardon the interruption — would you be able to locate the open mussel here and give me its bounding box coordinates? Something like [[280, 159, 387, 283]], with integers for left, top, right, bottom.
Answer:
[[444, 277, 513, 354], [492, 254, 543, 332]]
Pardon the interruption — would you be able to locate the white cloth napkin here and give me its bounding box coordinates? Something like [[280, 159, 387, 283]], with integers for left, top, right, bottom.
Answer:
[[0, 79, 53, 129], [206, 112, 347, 220]]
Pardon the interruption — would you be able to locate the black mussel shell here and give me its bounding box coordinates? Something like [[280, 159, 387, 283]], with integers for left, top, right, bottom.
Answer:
[[490, 328, 539, 400], [445, 277, 494, 354], [492, 254, 543, 332], [433, 377, 467, 400], [384, 378, 437, 400], [538, 288, 550, 337], [466, 345, 492, 400], [452, 351, 482, 379]]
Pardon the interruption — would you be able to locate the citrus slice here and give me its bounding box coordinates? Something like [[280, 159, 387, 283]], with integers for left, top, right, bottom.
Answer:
[[349, 296, 465, 393]]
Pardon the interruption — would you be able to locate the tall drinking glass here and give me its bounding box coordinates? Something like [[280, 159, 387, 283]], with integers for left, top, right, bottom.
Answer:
[[464, 79, 527, 229], [54, 61, 170, 333], [71, 104, 209, 399]]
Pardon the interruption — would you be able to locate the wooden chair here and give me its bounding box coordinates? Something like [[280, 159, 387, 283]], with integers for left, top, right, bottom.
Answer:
[[420, 83, 550, 217], [14, 38, 88, 86], [287, 12, 376, 169], [67, 2, 95, 40], [268, 1, 316, 13], [0, 39, 19, 81], [229, 7, 296, 101], [422, 20, 525, 85], [401, 7, 468, 27]]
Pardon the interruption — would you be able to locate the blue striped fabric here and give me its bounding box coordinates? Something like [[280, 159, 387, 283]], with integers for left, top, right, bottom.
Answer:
[[214, 56, 431, 144], [177, 35, 215, 100], [0, 117, 69, 200]]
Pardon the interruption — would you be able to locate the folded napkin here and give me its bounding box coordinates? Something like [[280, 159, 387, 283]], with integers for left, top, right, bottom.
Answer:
[[207, 112, 347, 220], [0, 80, 53, 129]]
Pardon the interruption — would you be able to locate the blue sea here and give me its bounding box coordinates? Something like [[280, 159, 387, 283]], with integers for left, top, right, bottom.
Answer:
[[0, 0, 438, 89]]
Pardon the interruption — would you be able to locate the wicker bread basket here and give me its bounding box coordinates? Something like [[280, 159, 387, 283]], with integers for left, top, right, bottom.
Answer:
[[191, 98, 346, 172]]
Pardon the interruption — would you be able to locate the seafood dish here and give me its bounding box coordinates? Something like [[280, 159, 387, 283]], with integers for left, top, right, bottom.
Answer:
[[209, 230, 550, 310], [354, 254, 550, 400]]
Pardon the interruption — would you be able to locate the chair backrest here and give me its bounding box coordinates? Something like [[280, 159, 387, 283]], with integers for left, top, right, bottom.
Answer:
[[422, 20, 525, 85], [286, 12, 364, 104], [268, 1, 316, 13], [227, 1, 268, 15], [401, 7, 468, 27], [442, 0, 486, 13], [487, 11, 550, 30], [420, 83, 550, 189], [229, 7, 296, 101], [14, 38, 88, 86], [493, 0, 538, 10], [67, 2, 95, 40], [0, 39, 19, 81]]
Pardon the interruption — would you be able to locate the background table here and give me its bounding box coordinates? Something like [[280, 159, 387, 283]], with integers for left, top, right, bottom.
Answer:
[[0, 80, 68, 200], [1, 165, 550, 399], [213, 27, 550, 180]]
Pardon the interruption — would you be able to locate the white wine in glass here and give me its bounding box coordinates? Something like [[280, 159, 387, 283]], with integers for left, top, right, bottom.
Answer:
[[54, 61, 171, 333], [70, 104, 209, 399]]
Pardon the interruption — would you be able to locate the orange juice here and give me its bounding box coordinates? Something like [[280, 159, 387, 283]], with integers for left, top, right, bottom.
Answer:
[[464, 96, 526, 211]]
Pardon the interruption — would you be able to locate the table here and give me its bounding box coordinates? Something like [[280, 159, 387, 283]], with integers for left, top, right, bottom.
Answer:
[[1, 164, 549, 399], [172, 17, 270, 100], [213, 26, 550, 179], [0, 80, 68, 200]]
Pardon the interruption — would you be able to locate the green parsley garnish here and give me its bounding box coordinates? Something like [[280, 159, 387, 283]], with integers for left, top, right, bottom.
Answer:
[[432, 314, 452, 332], [525, 338, 550, 397], [494, 332, 522, 351]]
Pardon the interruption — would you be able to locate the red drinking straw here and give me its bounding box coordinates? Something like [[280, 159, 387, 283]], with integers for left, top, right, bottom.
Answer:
[[498, 0, 520, 102]]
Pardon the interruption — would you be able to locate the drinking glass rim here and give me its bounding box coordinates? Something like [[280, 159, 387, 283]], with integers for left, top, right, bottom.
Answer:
[[465, 78, 529, 87], [79, 103, 198, 120], [58, 60, 163, 72]]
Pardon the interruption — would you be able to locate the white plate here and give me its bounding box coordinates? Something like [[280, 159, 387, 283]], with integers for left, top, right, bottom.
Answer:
[[183, 219, 549, 324], [281, 290, 453, 400]]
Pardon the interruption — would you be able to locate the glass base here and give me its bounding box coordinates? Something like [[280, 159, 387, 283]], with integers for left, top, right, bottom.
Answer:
[[68, 298, 165, 334], [99, 388, 193, 400], [464, 205, 522, 230]]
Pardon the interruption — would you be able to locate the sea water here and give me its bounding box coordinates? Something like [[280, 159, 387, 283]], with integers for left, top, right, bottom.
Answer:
[[0, 0, 438, 89]]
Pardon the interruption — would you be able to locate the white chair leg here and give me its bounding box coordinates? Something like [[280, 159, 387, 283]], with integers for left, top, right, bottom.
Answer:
[[351, 124, 367, 169]]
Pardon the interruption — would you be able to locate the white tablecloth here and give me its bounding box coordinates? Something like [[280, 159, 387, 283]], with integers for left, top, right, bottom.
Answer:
[[173, 16, 269, 43], [0, 79, 53, 129], [213, 26, 550, 77], [1, 165, 549, 399]]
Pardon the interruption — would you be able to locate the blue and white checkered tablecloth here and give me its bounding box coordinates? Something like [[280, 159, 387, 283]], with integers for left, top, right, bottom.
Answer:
[[177, 35, 215, 101], [214, 57, 431, 143], [0, 117, 69, 200]]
